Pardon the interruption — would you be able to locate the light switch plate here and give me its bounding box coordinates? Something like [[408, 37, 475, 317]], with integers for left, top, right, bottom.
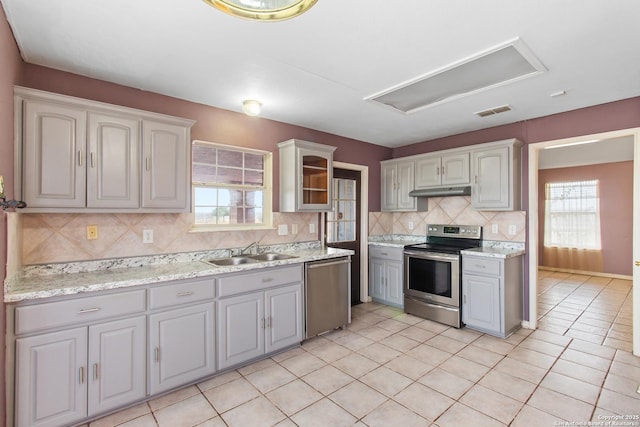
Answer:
[[491, 223, 498, 234], [508, 224, 517, 235], [143, 229, 154, 244], [309, 223, 316, 233], [278, 224, 288, 235]]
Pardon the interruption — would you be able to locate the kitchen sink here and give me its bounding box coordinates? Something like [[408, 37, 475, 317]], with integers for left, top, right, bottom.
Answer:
[[203, 256, 260, 266], [248, 252, 298, 261]]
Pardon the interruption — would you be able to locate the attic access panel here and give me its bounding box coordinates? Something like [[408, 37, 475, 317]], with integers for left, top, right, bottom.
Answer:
[[367, 38, 546, 114]]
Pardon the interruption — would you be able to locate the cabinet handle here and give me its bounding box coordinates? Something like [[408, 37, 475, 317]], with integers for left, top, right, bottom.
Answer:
[[79, 366, 84, 384], [78, 308, 101, 314], [380, 252, 388, 256], [93, 363, 99, 381], [475, 264, 486, 269], [437, 166, 440, 176], [474, 176, 478, 184], [266, 316, 272, 328], [262, 278, 274, 283], [90, 152, 96, 168], [77, 150, 83, 167], [262, 318, 266, 329], [176, 291, 194, 297], [146, 157, 150, 171], [463, 294, 466, 304], [442, 166, 445, 175], [154, 347, 160, 363]]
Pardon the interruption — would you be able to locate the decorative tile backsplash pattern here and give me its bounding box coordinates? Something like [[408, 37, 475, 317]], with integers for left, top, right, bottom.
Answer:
[[369, 196, 526, 242], [19, 212, 319, 265]]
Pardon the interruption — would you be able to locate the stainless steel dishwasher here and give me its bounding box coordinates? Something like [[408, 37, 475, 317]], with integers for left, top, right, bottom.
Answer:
[[304, 257, 351, 339]]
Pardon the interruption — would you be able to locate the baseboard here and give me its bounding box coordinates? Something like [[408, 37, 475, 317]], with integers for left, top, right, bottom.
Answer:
[[521, 320, 533, 330], [538, 266, 632, 281]]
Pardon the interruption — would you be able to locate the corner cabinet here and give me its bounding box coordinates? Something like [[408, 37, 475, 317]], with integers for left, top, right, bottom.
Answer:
[[380, 159, 417, 212], [470, 139, 522, 211], [278, 139, 336, 212], [461, 253, 523, 338], [14, 86, 194, 213], [368, 245, 403, 308]]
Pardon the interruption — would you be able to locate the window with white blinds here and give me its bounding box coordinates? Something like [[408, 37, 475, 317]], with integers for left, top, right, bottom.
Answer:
[[191, 141, 272, 229], [543, 180, 601, 249]]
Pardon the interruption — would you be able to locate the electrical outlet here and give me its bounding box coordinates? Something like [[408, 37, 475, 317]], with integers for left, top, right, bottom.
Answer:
[[408, 221, 414, 230], [636, 383, 640, 395], [309, 223, 316, 233], [278, 224, 288, 235], [86, 225, 98, 240], [508, 224, 517, 235], [491, 223, 498, 234], [143, 229, 154, 244]]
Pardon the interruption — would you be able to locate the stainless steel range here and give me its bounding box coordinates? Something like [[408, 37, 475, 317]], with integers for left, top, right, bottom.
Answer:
[[403, 224, 482, 328]]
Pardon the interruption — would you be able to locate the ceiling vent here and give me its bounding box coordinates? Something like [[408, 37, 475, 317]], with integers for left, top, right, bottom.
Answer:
[[366, 38, 546, 114], [475, 104, 512, 118]]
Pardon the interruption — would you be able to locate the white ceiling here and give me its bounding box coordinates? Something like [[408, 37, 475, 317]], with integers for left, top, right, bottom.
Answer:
[[3, 0, 640, 148]]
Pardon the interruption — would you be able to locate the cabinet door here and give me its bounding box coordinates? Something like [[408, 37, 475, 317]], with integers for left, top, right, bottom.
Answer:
[[385, 261, 404, 306], [15, 328, 87, 427], [396, 162, 416, 210], [414, 156, 441, 188], [380, 163, 398, 211], [462, 274, 501, 333], [298, 147, 332, 211], [149, 303, 215, 394], [142, 120, 189, 210], [471, 146, 509, 209], [265, 284, 303, 353], [22, 100, 87, 208], [369, 258, 386, 300], [217, 292, 264, 370], [87, 316, 145, 416], [441, 152, 470, 186], [87, 113, 140, 208]]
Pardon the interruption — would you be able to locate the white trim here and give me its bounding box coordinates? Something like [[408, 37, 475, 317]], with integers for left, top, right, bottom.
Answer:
[[538, 266, 631, 281], [333, 161, 369, 303], [528, 128, 640, 356]]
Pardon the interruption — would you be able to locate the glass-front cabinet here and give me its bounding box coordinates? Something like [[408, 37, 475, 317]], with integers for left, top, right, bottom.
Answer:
[[278, 139, 336, 212]]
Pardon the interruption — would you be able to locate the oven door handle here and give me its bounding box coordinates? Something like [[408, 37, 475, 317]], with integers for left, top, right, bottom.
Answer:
[[403, 251, 459, 262]]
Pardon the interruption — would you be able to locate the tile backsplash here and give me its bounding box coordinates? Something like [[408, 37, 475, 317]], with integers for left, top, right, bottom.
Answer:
[[369, 196, 526, 242], [17, 212, 319, 265]]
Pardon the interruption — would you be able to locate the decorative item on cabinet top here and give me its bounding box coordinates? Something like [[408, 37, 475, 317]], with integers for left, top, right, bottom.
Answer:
[[13, 86, 195, 213], [278, 139, 336, 212]]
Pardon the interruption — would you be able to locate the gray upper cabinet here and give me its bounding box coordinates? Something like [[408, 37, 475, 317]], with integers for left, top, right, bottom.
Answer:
[[15, 86, 194, 212], [278, 139, 336, 212], [415, 152, 469, 189], [470, 139, 522, 211], [380, 159, 416, 211]]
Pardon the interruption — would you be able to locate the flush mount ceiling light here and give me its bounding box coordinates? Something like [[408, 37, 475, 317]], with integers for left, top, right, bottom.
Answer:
[[242, 99, 262, 116], [366, 38, 546, 114], [202, 0, 317, 21]]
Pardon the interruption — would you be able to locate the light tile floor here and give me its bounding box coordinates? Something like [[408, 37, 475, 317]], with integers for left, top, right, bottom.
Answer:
[[87, 292, 639, 427], [537, 270, 633, 352]]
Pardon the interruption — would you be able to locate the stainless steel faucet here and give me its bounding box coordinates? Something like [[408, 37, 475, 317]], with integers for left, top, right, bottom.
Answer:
[[240, 241, 260, 255]]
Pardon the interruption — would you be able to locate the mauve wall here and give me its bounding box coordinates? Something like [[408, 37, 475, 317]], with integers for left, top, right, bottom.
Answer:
[[22, 65, 392, 212], [538, 162, 633, 276], [1, 4, 23, 423]]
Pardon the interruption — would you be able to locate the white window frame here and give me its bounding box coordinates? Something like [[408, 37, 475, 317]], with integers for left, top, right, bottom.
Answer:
[[191, 140, 273, 231]]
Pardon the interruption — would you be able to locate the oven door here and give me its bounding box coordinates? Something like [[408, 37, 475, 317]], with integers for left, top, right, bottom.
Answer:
[[403, 250, 460, 307]]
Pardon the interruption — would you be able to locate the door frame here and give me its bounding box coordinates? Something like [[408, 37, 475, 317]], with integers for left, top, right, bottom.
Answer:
[[333, 161, 370, 303], [527, 127, 640, 356]]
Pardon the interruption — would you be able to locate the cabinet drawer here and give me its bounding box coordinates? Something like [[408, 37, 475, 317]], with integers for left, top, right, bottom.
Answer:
[[369, 245, 403, 261], [217, 265, 303, 298], [149, 278, 215, 309], [15, 290, 146, 335], [463, 257, 501, 276]]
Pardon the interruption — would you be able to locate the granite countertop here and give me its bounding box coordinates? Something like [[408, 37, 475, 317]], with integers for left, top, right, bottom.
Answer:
[[461, 247, 526, 259], [5, 246, 353, 303], [368, 234, 424, 248]]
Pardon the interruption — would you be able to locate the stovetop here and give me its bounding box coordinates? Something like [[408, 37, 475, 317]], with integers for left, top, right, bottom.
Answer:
[[404, 242, 479, 255], [404, 224, 483, 254]]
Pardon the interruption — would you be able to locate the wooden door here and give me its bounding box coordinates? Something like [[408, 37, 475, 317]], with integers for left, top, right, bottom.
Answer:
[[441, 152, 470, 185]]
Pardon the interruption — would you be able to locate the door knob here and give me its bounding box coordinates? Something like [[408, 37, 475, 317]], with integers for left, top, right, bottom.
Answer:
[[635, 261, 640, 267]]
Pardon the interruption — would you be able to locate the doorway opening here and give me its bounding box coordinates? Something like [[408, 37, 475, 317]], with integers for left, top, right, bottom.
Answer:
[[527, 128, 640, 356]]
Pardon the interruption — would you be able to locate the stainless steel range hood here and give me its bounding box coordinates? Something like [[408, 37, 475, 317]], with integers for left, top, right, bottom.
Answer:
[[409, 186, 471, 198]]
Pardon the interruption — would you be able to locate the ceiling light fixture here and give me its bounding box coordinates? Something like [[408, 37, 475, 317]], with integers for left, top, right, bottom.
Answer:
[[202, 0, 317, 21], [242, 99, 262, 116]]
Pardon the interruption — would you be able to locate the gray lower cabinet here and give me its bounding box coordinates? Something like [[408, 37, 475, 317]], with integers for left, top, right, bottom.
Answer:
[[462, 254, 523, 338], [216, 266, 304, 371], [148, 302, 215, 394], [15, 315, 146, 427], [369, 245, 403, 308]]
